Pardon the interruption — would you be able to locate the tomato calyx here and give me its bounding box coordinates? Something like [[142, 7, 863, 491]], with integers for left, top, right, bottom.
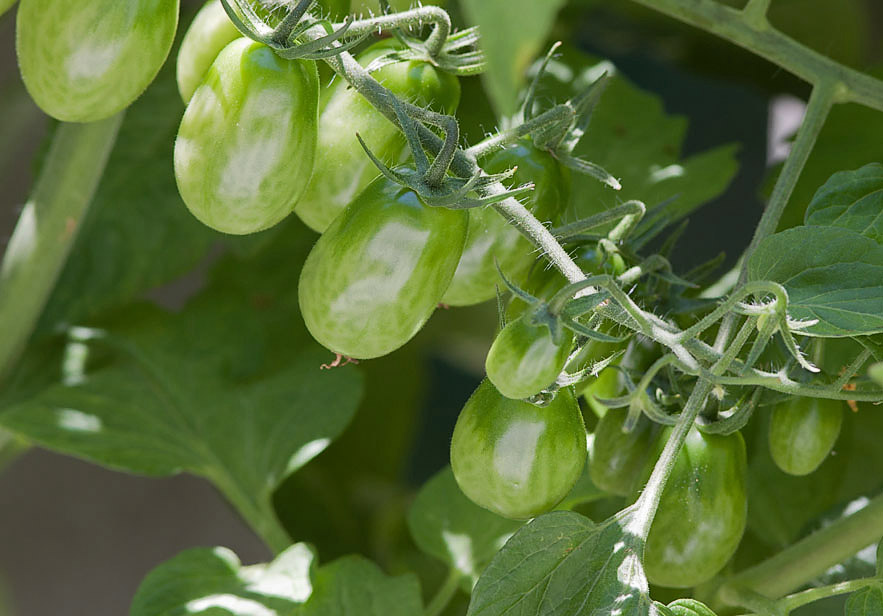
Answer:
[[354, 100, 532, 212], [218, 0, 365, 61]]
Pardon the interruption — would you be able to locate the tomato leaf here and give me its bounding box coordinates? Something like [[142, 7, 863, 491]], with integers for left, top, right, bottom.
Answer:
[[846, 584, 883, 616], [804, 164, 883, 244], [305, 556, 423, 616], [666, 599, 719, 616], [131, 544, 422, 616], [460, 0, 567, 117], [540, 50, 738, 238], [467, 510, 661, 616], [0, 221, 364, 526], [131, 543, 317, 616], [747, 226, 883, 337], [407, 467, 523, 585], [771, 69, 883, 231]]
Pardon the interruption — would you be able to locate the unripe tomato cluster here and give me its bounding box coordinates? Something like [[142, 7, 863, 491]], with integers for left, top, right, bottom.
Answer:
[[10, 0, 852, 595]]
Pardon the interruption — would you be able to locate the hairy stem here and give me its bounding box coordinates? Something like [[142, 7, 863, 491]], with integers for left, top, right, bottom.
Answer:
[[627, 0, 883, 113], [631, 318, 755, 538], [717, 493, 883, 604], [0, 115, 124, 384], [340, 6, 451, 58]]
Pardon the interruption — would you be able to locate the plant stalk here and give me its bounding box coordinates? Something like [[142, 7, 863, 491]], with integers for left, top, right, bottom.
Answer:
[[627, 0, 883, 113], [716, 493, 883, 604], [0, 114, 124, 385]]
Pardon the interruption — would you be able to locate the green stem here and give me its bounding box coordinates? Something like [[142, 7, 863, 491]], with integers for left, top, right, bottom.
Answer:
[[741, 0, 772, 27], [782, 578, 878, 612], [339, 6, 451, 58], [739, 82, 835, 281], [0, 115, 124, 384], [627, 0, 883, 113], [465, 104, 573, 160], [631, 318, 755, 538], [716, 493, 883, 604], [213, 475, 291, 555], [425, 568, 462, 616]]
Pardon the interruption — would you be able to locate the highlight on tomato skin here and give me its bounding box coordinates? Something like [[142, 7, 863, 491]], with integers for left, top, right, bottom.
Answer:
[[450, 379, 587, 520], [16, 0, 180, 122], [298, 176, 468, 360], [174, 38, 319, 235]]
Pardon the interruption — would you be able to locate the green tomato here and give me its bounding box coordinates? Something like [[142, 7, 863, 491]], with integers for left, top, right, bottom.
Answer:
[[176, 0, 240, 104], [768, 397, 844, 476], [450, 380, 587, 520], [589, 407, 656, 496], [640, 426, 747, 588], [441, 142, 569, 306], [294, 42, 461, 232], [16, 0, 179, 122], [175, 38, 318, 235], [298, 177, 468, 359], [485, 314, 573, 400]]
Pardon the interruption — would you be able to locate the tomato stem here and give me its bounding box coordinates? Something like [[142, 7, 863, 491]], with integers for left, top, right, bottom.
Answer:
[[626, 0, 883, 113], [338, 6, 451, 59], [631, 317, 756, 538], [738, 82, 836, 283], [714, 494, 883, 605], [424, 568, 462, 616], [0, 114, 124, 384]]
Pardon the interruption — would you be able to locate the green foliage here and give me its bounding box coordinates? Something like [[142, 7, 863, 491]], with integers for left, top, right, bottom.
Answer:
[[537, 50, 739, 233], [407, 467, 523, 584], [131, 543, 424, 616], [131, 543, 317, 616], [459, 0, 567, 117], [846, 584, 883, 616], [805, 164, 883, 242], [36, 60, 217, 333], [0, 220, 364, 548], [468, 510, 660, 616], [748, 226, 883, 337]]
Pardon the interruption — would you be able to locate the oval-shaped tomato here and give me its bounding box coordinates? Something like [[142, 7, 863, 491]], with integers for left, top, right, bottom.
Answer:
[[294, 42, 461, 232], [441, 142, 569, 306], [768, 397, 843, 476], [175, 38, 318, 235], [485, 314, 573, 400], [176, 0, 240, 103], [589, 407, 657, 496], [640, 426, 747, 588], [298, 177, 468, 359], [450, 380, 587, 520], [17, 0, 179, 122]]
